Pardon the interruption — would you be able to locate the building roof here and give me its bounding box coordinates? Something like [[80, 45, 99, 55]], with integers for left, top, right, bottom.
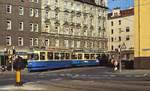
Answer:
[[74, 0, 108, 9], [108, 8, 134, 20]]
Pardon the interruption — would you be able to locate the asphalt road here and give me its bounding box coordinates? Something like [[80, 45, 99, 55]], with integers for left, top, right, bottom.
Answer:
[[0, 66, 150, 91]]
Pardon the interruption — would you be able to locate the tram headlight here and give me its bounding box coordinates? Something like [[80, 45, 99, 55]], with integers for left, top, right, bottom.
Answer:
[[96, 60, 99, 63], [84, 61, 88, 63]]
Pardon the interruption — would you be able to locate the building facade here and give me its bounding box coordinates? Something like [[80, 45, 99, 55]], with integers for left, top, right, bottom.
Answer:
[[134, 0, 150, 69], [107, 8, 134, 61], [0, 0, 41, 65], [41, 0, 108, 52]]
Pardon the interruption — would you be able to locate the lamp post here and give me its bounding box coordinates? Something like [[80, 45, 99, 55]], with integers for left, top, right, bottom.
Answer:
[[118, 42, 126, 72]]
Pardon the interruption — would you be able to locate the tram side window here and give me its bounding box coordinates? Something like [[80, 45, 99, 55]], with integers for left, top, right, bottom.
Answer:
[[40, 52, 45, 60], [96, 54, 101, 58], [48, 52, 53, 60], [34, 54, 39, 60], [60, 53, 65, 60], [65, 53, 70, 59], [84, 54, 89, 59], [78, 54, 82, 59], [71, 53, 77, 59], [91, 54, 95, 59], [54, 53, 59, 59]]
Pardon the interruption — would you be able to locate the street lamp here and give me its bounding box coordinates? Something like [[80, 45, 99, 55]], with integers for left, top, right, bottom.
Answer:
[[118, 42, 126, 72]]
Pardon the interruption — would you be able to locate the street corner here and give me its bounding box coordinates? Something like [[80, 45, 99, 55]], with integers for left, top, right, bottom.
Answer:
[[0, 82, 46, 91]]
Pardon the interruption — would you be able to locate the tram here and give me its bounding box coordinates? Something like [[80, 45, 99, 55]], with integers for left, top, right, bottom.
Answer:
[[27, 50, 102, 72]]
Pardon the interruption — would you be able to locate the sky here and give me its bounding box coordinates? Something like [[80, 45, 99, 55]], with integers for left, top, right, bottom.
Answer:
[[108, 0, 134, 11]]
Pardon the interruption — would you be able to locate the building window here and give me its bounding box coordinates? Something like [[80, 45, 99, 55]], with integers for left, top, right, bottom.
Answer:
[[119, 28, 122, 33], [34, 38, 38, 46], [30, 23, 34, 32], [126, 27, 130, 32], [111, 37, 114, 42], [118, 45, 121, 48], [29, 0, 34, 2], [111, 45, 114, 50], [34, 0, 39, 3], [85, 41, 87, 48], [30, 38, 34, 46], [126, 35, 130, 41], [119, 20, 121, 25], [111, 29, 113, 34], [6, 20, 11, 30], [55, 0, 58, 3], [34, 24, 38, 32], [19, 22, 23, 31], [45, 39, 49, 46], [29, 8, 34, 17], [55, 26, 58, 32], [35, 9, 39, 17], [55, 39, 59, 47], [19, 6, 24, 15], [119, 36, 121, 41], [77, 41, 80, 48], [71, 40, 74, 48], [111, 21, 113, 26], [6, 36, 11, 46], [20, 0, 24, 2], [64, 40, 69, 48], [6, 5, 12, 13], [18, 37, 23, 46]]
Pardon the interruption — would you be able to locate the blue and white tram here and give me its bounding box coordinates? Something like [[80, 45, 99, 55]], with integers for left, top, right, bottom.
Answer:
[[27, 51, 100, 72]]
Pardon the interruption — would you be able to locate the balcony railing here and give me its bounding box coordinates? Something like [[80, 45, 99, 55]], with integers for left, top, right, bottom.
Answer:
[[54, 7, 60, 13], [54, 20, 60, 26], [44, 5, 51, 11]]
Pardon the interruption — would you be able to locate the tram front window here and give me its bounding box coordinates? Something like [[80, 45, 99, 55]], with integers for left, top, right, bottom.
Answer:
[[28, 53, 39, 60]]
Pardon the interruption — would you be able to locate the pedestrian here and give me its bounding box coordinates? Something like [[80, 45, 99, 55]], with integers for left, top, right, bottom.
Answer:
[[111, 58, 118, 71], [114, 60, 118, 71]]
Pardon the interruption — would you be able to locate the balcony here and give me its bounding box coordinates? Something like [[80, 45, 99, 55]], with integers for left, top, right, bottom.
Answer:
[[54, 7, 60, 13], [54, 20, 60, 26], [71, 10, 75, 16], [44, 19, 51, 23], [83, 24, 88, 30], [98, 16, 102, 19], [90, 25, 94, 30], [76, 23, 81, 29], [63, 21, 69, 27], [83, 12, 88, 16], [76, 11, 81, 17], [70, 22, 75, 27], [44, 5, 51, 11], [64, 8, 70, 13], [90, 14, 94, 18]]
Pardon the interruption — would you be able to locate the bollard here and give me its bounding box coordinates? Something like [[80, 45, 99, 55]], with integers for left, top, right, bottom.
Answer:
[[15, 69, 23, 86]]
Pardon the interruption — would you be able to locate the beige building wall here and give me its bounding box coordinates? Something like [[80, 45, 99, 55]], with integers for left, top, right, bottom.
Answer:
[[134, 0, 150, 69], [107, 8, 134, 60], [41, 0, 108, 52]]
